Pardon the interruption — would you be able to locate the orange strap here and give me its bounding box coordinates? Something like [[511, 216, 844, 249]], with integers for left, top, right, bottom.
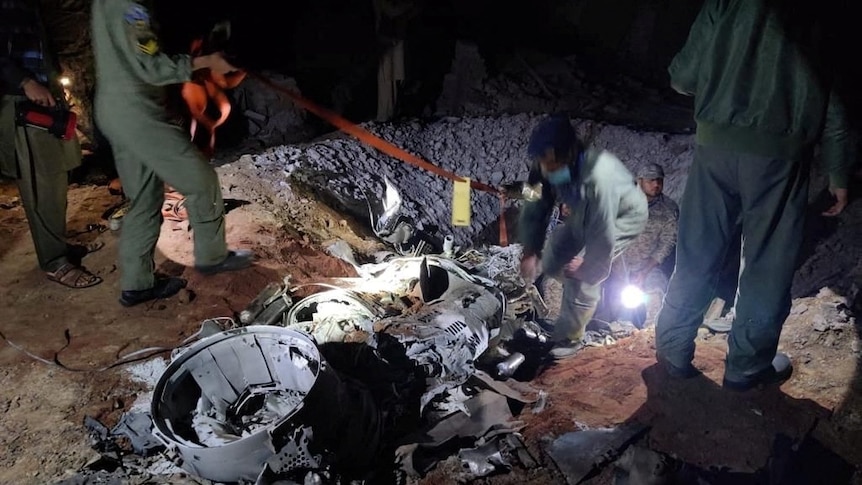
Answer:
[[498, 193, 509, 247], [251, 72, 509, 246]]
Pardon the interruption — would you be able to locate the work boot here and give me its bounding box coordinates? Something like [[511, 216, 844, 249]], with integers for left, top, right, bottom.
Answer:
[[548, 339, 585, 359], [656, 354, 701, 379], [119, 277, 187, 307], [196, 249, 254, 276], [722, 353, 793, 392]]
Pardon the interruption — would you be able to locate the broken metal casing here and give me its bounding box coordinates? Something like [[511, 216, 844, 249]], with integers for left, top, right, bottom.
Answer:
[[150, 326, 381, 483], [239, 281, 285, 324]]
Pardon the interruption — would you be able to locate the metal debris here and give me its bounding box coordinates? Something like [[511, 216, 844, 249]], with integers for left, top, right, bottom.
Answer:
[[545, 422, 649, 484], [110, 412, 163, 457], [458, 439, 511, 477], [150, 326, 380, 483]]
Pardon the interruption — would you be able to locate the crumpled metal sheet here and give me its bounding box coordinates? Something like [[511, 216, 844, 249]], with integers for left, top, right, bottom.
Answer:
[[458, 439, 511, 477], [395, 388, 522, 478], [110, 411, 163, 457], [545, 422, 649, 484], [285, 255, 503, 411]]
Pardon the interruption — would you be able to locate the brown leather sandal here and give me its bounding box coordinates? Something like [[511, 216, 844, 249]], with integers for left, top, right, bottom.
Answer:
[[46, 263, 103, 289], [68, 241, 105, 260]]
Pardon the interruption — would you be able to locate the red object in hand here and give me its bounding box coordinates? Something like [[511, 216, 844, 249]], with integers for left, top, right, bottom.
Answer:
[[16, 101, 77, 140]]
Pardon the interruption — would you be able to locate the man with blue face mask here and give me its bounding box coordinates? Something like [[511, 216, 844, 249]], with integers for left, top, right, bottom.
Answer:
[[518, 115, 648, 358]]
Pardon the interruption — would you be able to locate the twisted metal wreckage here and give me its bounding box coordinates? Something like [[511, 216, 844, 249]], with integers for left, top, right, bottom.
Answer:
[[147, 177, 559, 484], [81, 179, 638, 484]]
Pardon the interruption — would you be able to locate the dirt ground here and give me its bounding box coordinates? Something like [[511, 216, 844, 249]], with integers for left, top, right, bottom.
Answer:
[[1, 171, 861, 485]]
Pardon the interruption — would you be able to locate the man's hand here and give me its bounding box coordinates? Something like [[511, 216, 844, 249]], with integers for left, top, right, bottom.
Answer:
[[520, 254, 539, 283], [822, 187, 848, 217], [562, 256, 584, 278], [21, 79, 56, 107]]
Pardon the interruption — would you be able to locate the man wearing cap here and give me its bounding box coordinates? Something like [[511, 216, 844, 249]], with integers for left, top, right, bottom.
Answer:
[[518, 115, 648, 358], [622, 163, 679, 290]]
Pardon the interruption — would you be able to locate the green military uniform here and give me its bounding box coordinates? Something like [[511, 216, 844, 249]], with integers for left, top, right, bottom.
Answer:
[[0, 96, 81, 271], [90, 0, 227, 291], [1, 0, 82, 272], [656, 0, 854, 382], [519, 148, 648, 342], [621, 193, 678, 291]]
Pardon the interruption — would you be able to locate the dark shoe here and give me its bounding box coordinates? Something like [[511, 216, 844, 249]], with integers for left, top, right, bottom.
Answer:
[[195, 249, 254, 276], [722, 353, 793, 392], [549, 339, 585, 359], [656, 355, 701, 379], [120, 277, 187, 307]]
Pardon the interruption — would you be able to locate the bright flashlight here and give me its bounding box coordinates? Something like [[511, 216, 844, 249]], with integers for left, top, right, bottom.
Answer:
[[620, 284, 646, 309], [59, 76, 71, 87]]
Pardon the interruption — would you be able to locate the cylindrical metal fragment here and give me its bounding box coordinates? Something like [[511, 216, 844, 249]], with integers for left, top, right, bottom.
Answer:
[[251, 294, 292, 326], [442, 235, 454, 256], [496, 352, 526, 378], [239, 282, 284, 325]]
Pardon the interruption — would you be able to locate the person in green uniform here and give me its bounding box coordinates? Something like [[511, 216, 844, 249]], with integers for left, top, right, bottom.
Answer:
[[655, 0, 854, 391], [90, 0, 253, 307], [518, 115, 648, 358], [1, 0, 102, 289]]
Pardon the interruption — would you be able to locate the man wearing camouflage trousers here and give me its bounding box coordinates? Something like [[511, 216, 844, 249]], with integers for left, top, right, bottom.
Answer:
[[622, 163, 678, 292]]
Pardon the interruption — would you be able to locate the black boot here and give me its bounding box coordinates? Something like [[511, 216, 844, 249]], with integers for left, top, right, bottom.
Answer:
[[119, 277, 187, 307]]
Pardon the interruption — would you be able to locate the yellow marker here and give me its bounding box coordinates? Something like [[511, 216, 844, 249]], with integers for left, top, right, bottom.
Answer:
[[452, 177, 471, 227]]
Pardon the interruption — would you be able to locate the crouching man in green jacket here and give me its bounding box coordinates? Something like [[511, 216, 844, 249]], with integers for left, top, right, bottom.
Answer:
[[655, 0, 854, 390], [519, 115, 648, 358]]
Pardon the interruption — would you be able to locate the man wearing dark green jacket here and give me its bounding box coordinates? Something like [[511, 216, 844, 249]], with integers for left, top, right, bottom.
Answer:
[[655, 0, 854, 390], [519, 115, 648, 358]]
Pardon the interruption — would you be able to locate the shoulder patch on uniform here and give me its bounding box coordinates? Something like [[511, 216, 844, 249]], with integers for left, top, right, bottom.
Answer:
[[124, 4, 150, 24], [137, 39, 159, 55]]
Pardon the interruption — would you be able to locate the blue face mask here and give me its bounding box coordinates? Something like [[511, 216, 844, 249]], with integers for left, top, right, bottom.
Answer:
[[544, 166, 571, 186]]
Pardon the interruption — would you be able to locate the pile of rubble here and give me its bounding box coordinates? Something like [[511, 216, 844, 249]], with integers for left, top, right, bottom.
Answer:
[[57, 229, 641, 485], [242, 114, 694, 248]]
